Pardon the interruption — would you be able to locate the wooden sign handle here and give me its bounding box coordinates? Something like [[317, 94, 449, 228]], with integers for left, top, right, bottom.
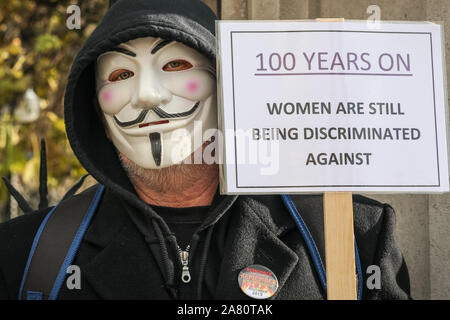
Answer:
[[313, 17, 357, 300], [323, 192, 357, 300]]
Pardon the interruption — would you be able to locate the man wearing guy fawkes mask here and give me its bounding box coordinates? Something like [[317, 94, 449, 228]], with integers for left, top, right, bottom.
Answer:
[[0, 0, 411, 300], [96, 37, 217, 170], [95, 36, 219, 207]]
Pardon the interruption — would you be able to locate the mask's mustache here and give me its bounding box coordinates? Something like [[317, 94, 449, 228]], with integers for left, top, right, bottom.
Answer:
[[153, 101, 200, 119], [114, 101, 200, 127], [114, 110, 149, 127]]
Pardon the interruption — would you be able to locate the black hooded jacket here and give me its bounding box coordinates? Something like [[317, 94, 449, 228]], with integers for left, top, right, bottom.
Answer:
[[0, 0, 411, 300]]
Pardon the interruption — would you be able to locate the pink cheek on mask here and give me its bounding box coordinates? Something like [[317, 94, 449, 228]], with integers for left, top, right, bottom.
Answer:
[[186, 81, 199, 93], [101, 90, 112, 103]]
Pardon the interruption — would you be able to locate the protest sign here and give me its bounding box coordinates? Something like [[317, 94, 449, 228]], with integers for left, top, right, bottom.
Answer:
[[216, 21, 449, 194]]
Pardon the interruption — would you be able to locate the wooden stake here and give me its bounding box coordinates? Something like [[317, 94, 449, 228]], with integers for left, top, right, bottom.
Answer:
[[314, 17, 357, 300], [323, 192, 357, 300]]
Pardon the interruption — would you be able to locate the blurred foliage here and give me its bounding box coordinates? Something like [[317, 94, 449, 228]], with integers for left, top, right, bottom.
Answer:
[[0, 0, 109, 217]]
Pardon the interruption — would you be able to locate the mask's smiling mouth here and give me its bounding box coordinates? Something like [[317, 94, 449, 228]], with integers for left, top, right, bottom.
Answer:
[[138, 120, 169, 128], [113, 101, 200, 128]]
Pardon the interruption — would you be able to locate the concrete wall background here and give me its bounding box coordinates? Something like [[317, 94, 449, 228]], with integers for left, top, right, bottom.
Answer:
[[205, 0, 450, 299]]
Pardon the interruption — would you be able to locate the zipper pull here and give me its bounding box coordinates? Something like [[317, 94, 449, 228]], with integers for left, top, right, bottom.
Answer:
[[179, 248, 191, 283]]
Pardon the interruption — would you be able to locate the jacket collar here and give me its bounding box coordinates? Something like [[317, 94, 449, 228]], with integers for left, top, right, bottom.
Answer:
[[79, 190, 301, 299], [79, 190, 165, 299], [82, 219, 169, 299]]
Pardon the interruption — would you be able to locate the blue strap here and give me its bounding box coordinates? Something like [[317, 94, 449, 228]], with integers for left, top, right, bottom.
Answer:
[[281, 194, 363, 300], [26, 291, 43, 300], [281, 195, 327, 293], [18, 185, 105, 300], [355, 239, 363, 300], [18, 206, 58, 300], [48, 185, 105, 300]]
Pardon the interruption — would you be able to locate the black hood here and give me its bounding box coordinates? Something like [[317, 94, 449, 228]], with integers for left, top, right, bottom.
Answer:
[[63, 0, 217, 203]]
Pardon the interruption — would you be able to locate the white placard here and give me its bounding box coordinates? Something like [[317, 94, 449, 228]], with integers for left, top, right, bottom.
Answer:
[[216, 20, 449, 194]]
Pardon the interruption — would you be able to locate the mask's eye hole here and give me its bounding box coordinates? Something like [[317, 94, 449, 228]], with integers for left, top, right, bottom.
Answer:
[[162, 59, 193, 72], [108, 69, 134, 82]]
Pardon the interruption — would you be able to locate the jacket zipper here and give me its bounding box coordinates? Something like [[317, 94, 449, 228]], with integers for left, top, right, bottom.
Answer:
[[177, 244, 191, 283]]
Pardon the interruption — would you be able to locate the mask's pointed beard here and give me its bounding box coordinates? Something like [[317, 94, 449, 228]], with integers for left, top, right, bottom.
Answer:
[[149, 132, 162, 167]]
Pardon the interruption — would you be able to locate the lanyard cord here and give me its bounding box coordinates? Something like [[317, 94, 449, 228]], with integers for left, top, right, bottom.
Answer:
[[281, 194, 363, 300]]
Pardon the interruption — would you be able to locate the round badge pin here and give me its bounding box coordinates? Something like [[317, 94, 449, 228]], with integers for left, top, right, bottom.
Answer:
[[238, 264, 279, 299]]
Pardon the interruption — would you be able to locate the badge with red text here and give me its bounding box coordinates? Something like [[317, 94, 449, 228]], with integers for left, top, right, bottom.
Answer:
[[238, 265, 279, 299]]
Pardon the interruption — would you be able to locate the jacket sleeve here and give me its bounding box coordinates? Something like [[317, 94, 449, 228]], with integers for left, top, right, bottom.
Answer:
[[364, 203, 412, 300]]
